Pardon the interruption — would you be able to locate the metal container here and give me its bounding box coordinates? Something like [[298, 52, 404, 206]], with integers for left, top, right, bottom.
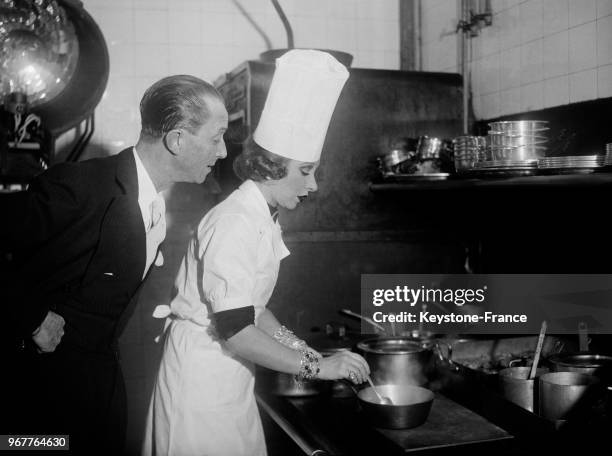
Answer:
[[489, 144, 547, 161], [356, 337, 433, 386], [416, 136, 443, 160], [358, 384, 434, 429], [453, 135, 485, 173], [547, 353, 612, 383], [488, 133, 548, 148], [488, 120, 549, 134], [499, 366, 548, 412], [539, 372, 600, 421], [454, 153, 480, 173], [381, 149, 412, 170]]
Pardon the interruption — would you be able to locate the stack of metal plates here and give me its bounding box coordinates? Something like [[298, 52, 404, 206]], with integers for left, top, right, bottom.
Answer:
[[472, 159, 538, 176], [487, 120, 548, 162], [453, 135, 486, 173], [476, 160, 537, 169], [538, 155, 606, 173]]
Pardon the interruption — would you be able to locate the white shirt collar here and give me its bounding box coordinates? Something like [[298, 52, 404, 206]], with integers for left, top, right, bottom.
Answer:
[[133, 147, 159, 212], [238, 179, 277, 223]]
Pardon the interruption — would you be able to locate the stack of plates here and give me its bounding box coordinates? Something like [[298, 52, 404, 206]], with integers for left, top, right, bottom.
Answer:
[[605, 143, 612, 166], [487, 120, 549, 162], [538, 155, 606, 174], [476, 160, 537, 169], [453, 136, 485, 173], [473, 159, 538, 176]]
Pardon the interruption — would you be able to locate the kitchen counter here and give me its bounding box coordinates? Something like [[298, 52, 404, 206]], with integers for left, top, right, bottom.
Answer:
[[256, 334, 612, 455], [255, 387, 513, 456]]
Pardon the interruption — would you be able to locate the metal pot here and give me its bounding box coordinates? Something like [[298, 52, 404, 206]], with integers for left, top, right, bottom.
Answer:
[[379, 149, 413, 172], [547, 353, 612, 384], [356, 337, 433, 386], [487, 133, 548, 147], [498, 366, 549, 412], [538, 372, 601, 421], [488, 120, 549, 134], [416, 136, 443, 160], [357, 384, 434, 429]]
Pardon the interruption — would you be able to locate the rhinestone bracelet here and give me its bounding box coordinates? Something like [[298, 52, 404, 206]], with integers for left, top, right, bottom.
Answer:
[[273, 325, 307, 351], [296, 348, 320, 382]]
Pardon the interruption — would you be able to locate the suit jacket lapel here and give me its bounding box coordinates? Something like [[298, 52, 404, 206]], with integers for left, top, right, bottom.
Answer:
[[114, 148, 146, 281], [83, 149, 146, 286]]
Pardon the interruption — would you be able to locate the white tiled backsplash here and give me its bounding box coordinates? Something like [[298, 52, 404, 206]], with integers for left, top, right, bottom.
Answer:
[[81, 0, 400, 152], [420, 0, 612, 120]]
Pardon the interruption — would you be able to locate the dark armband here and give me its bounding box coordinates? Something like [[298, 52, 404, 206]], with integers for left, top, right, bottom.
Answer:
[[214, 306, 255, 340]]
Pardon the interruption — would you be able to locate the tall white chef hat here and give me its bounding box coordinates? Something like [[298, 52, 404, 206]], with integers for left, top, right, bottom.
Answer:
[[253, 49, 349, 163]]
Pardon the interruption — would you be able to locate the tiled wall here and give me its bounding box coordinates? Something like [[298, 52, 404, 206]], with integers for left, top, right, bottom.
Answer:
[[82, 0, 400, 152], [77, 1, 400, 453], [420, 0, 612, 120]]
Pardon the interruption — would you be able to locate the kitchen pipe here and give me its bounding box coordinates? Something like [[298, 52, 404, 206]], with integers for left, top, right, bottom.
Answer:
[[460, 0, 470, 135], [271, 0, 293, 49]]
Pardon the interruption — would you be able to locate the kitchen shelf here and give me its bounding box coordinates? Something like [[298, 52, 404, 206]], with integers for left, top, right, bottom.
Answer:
[[369, 171, 612, 192]]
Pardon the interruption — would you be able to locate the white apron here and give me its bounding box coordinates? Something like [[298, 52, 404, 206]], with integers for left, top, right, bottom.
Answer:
[[142, 180, 290, 456]]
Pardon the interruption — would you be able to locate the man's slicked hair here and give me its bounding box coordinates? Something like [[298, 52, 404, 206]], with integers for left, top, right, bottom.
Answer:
[[139, 75, 224, 138]]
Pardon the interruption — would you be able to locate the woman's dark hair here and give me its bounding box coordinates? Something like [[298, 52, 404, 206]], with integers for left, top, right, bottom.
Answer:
[[233, 138, 290, 181], [139, 75, 224, 138]]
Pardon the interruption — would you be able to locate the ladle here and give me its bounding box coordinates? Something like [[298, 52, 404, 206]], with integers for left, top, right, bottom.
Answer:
[[367, 375, 393, 405]]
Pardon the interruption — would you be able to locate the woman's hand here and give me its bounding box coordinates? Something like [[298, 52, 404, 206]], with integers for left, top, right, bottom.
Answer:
[[318, 351, 370, 384]]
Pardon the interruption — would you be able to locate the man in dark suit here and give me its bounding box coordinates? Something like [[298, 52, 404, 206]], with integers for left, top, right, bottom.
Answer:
[[1, 74, 228, 453]]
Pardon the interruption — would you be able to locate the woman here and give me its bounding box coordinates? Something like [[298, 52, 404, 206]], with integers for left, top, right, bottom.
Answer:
[[142, 50, 369, 456]]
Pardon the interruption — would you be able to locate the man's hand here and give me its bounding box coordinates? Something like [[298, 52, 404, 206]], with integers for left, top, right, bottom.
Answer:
[[32, 311, 65, 353]]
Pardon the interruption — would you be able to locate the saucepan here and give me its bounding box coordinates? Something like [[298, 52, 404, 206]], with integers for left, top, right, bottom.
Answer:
[[547, 352, 612, 384], [357, 384, 434, 429], [356, 337, 434, 386]]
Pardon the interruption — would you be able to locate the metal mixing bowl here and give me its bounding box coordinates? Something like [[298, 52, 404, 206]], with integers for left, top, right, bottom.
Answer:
[[358, 384, 434, 429]]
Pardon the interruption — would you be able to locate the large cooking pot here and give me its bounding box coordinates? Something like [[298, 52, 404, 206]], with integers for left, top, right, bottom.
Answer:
[[357, 337, 434, 386], [547, 353, 612, 384], [358, 384, 434, 429], [538, 372, 601, 421]]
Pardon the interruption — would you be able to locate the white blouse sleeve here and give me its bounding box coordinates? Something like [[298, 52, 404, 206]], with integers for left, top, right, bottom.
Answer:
[[196, 213, 259, 313]]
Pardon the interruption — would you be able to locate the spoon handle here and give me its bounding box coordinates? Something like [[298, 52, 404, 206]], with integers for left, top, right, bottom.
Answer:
[[366, 376, 384, 402], [529, 321, 547, 380], [339, 309, 386, 333]]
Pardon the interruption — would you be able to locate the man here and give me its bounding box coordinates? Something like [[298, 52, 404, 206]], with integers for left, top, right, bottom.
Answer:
[[1, 75, 228, 453]]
